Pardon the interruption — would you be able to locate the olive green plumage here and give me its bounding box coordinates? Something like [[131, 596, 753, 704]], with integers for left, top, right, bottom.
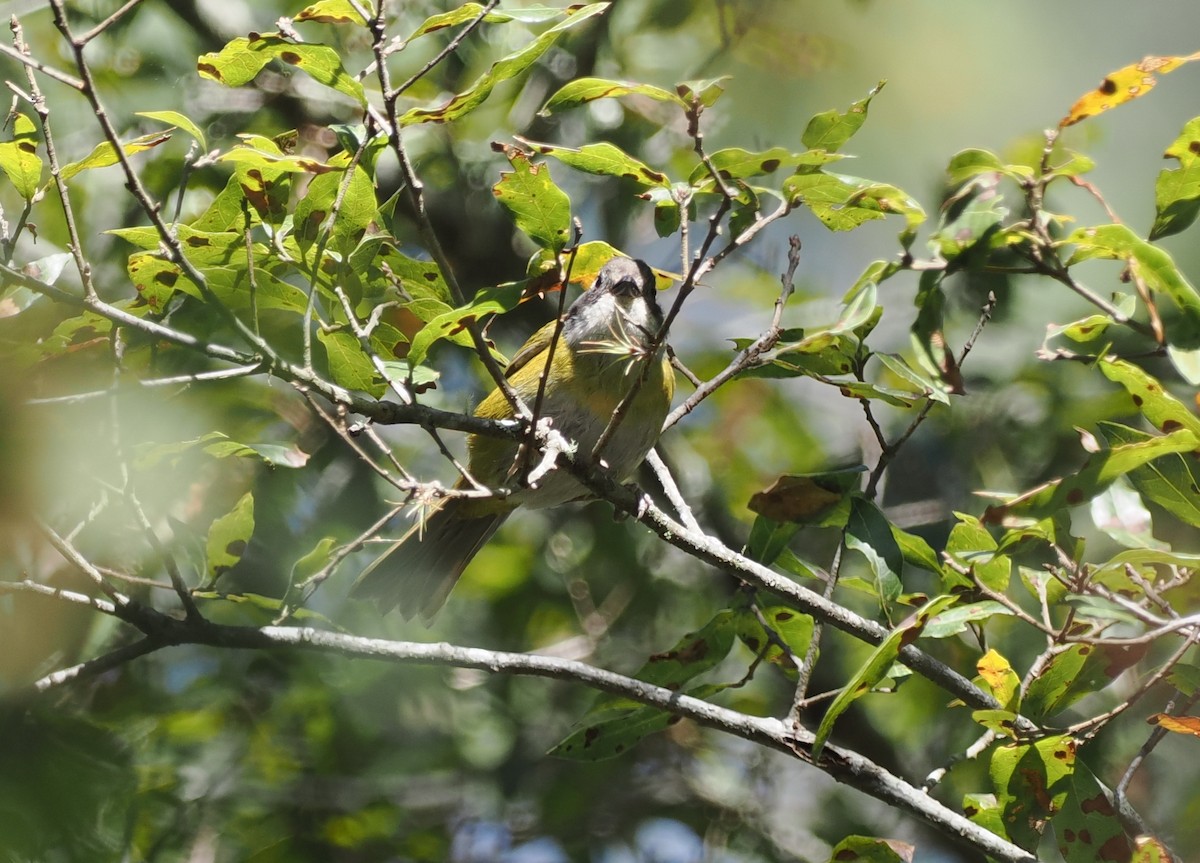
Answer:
[[353, 256, 674, 620]]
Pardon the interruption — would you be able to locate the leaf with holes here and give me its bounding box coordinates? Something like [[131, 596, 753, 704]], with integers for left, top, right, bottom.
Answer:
[[205, 492, 255, 584], [493, 147, 572, 252]]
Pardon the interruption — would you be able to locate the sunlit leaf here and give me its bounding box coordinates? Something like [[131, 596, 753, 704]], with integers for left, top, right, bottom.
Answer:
[[516, 137, 669, 188], [540, 76, 686, 115], [295, 0, 369, 25], [1061, 53, 1200, 127], [403, 4, 608, 124], [1098, 422, 1200, 528], [801, 80, 884, 153], [492, 146, 572, 252], [60, 130, 172, 181], [982, 428, 1200, 524], [0, 112, 43, 200], [135, 110, 207, 150], [197, 34, 366, 106]]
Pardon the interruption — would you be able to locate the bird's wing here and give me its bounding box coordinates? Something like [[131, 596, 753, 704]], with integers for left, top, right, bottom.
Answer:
[[503, 319, 559, 378]]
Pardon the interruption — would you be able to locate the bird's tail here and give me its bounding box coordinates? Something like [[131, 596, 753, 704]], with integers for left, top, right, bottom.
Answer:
[[351, 498, 507, 621]]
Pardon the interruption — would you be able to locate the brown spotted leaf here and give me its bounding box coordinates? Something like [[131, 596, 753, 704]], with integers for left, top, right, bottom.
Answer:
[[1023, 643, 1149, 721], [1061, 54, 1200, 127], [197, 34, 365, 106], [989, 735, 1078, 851], [981, 428, 1199, 525]]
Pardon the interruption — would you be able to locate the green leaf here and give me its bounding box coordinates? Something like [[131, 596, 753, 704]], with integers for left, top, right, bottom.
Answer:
[[318, 328, 383, 397], [552, 612, 738, 760], [945, 514, 1010, 592], [1055, 761, 1132, 863], [492, 148, 572, 252], [1098, 357, 1200, 438], [675, 76, 729, 108], [1067, 224, 1200, 334], [875, 352, 950, 404], [1150, 117, 1200, 239], [687, 147, 842, 186], [845, 497, 903, 604], [60, 130, 173, 181], [989, 735, 1077, 851], [197, 34, 366, 106], [824, 836, 909, 863], [206, 491, 255, 582], [921, 600, 1012, 639], [735, 606, 814, 674], [133, 432, 308, 470], [0, 112, 43, 199], [404, 3, 573, 41], [783, 170, 925, 243], [402, 4, 608, 124], [135, 110, 207, 150], [294, 161, 377, 255], [405, 280, 527, 369], [290, 536, 337, 585], [945, 148, 1033, 184], [982, 428, 1200, 524], [744, 515, 799, 565], [801, 80, 884, 153], [1098, 421, 1200, 527], [295, 0, 369, 25], [517, 138, 669, 188], [811, 594, 958, 758], [540, 76, 686, 115], [1023, 643, 1148, 721]]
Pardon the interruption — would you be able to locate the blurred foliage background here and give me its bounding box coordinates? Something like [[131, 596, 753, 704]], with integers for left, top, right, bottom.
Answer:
[[5, 1, 1200, 861]]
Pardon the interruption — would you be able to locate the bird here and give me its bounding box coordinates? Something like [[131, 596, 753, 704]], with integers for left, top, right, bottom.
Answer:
[[352, 256, 675, 620]]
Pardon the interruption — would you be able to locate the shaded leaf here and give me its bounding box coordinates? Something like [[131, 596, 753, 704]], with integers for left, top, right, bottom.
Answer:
[[747, 468, 862, 527], [989, 735, 1077, 851], [318, 328, 383, 397], [206, 492, 255, 582], [845, 496, 903, 604], [811, 594, 957, 758], [982, 428, 1200, 524]]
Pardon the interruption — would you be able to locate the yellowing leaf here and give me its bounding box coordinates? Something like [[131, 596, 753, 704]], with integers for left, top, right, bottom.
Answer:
[[1148, 713, 1200, 737], [1061, 53, 1200, 127]]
